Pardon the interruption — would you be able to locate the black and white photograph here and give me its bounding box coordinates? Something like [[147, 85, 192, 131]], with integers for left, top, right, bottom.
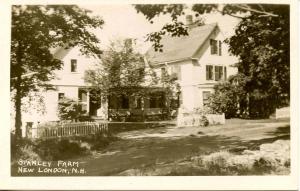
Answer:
[[0, 0, 298, 190]]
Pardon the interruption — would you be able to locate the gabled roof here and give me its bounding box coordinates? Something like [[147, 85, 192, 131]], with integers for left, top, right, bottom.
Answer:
[[146, 23, 219, 64]]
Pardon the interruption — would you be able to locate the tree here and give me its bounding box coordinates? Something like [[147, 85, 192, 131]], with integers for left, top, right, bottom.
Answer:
[[11, 5, 104, 139], [206, 74, 248, 118], [84, 39, 180, 120], [84, 39, 154, 100], [57, 97, 84, 122], [226, 9, 289, 117], [134, 4, 286, 51]]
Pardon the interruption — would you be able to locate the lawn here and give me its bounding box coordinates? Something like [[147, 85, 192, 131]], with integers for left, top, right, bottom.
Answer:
[[77, 118, 290, 175]]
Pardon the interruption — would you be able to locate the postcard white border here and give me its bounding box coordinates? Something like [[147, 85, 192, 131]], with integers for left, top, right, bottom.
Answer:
[[0, 0, 298, 190]]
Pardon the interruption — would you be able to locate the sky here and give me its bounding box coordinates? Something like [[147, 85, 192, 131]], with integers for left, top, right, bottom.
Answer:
[[80, 4, 241, 53]]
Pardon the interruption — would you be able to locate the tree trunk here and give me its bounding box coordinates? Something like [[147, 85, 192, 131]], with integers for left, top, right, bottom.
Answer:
[[14, 41, 24, 140], [14, 76, 22, 139]]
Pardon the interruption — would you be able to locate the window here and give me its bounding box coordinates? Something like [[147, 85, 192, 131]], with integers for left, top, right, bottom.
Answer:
[[171, 65, 181, 80], [149, 96, 157, 108], [206, 65, 214, 80], [203, 91, 211, 106], [207, 65, 226, 81], [158, 94, 165, 108], [78, 89, 87, 102], [149, 93, 164, 108], [215, 66, 223, 81], [219, 41, 222, 56], [135, 97, 142, 109], [58, 93, 65, 101], [71, 59, 77, 72], [121, 95, 129, 109], [210, 39, 222, 55], [210, 39, 218, 55]]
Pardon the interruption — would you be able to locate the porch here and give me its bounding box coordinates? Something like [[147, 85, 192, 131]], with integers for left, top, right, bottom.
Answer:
[[78, 87, 180, 121], [107, 90, 179, 121]]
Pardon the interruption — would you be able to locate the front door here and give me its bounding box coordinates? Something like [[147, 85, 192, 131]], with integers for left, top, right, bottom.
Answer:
[[89, 90, 101, 116]]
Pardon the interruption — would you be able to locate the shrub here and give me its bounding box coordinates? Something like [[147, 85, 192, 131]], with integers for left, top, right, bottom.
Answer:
[[252, 157, 275, 174], [193, 140, 290, 175], [35, 139, 88, 161], [75, 133, 120, 151], [19, 145, 41, 161], [11, 133, 40, 162], [199, 116, 209, 127], [57, 97, 85, 121], [11, 130, 118, 162], [206, 82, 240, 118]]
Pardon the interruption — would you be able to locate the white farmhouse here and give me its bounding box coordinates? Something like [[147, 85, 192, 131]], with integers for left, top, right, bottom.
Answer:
[[146, 18, 238, 111], [11, 46, 107, 134], [12, 18, 238, 135]]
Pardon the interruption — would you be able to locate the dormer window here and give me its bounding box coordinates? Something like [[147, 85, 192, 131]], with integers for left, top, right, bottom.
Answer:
[[71, 59, 77, 72], [210, 39, 218, 55], [210, 39, 222, 56]]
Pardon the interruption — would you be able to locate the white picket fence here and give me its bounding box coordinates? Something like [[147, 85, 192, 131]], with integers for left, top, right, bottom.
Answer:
[[275, 107, 290, 119], [28, 122, 109, 139]]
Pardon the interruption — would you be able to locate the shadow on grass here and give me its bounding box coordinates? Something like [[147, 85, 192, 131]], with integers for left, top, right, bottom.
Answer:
[[12, 124, 290, 176], [265, 125, 290, 137], [80, 129, 290, 176]]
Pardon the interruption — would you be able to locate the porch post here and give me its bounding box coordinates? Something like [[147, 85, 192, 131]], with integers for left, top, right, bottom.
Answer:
[[141, 97, 145, 121], [87, 90, 90, 115], [101, 94, 109, 120]]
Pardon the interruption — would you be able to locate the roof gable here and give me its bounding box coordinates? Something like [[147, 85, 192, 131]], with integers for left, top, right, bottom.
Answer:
[[146, 23, 219, 64]]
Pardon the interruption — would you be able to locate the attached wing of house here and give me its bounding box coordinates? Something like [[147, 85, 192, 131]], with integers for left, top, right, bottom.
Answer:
[[146, 22, 238, 111]]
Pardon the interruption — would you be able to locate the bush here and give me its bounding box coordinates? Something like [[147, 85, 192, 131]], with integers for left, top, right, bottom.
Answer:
[[199, 116, 209, 127], [206, 82, 240, 118], [35, 138, 89, 161], [192, 140, 290, 175], [57, 97, 85, 121], [74, 133, 120, 151], [18, 145, 41, 161], [11, 130, 119, 162], [11, 133, 41, 163]]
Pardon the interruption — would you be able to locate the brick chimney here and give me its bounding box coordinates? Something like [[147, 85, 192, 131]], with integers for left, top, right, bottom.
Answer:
[[186, 15, 193, 26]]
